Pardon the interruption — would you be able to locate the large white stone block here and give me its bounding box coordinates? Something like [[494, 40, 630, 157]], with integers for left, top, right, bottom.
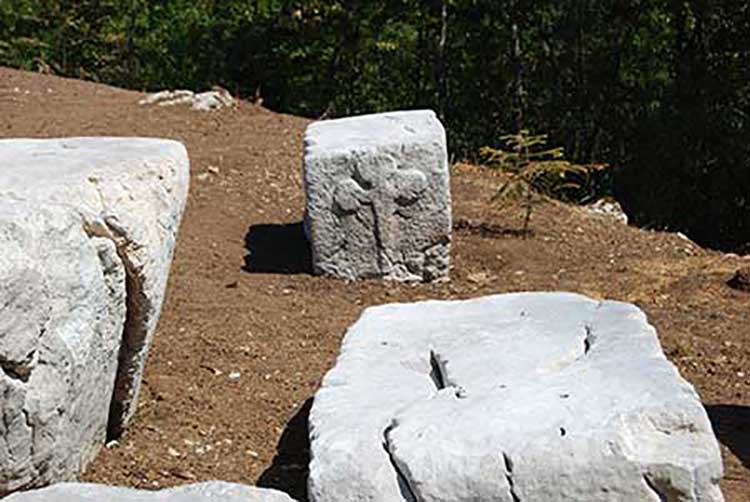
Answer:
[[0, 201, 125, 494], [0, 138, 189, 494], [308, 292, 724, 502], [5, 481, 297, 502], [303, 110, 451, 282]]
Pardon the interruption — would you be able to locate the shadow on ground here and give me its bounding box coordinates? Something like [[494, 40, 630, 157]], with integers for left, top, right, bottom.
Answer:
[[257, 398, 313, 501], [453, 218, 532, 239], [244, 222, 312, 274], [706, 404, 750, 468]]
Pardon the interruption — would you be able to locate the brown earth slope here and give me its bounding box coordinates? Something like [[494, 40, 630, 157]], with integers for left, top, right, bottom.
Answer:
[[1, 68, 748, 501]]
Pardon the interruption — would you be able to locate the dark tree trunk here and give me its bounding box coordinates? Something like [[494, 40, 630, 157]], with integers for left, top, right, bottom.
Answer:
[[432, 0, 449, 122], [125, 0, 138, 86], [510, 15, 525, 134]]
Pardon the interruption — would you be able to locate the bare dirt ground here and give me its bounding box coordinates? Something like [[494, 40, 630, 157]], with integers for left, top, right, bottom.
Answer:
[[1, 67, 748, 501]]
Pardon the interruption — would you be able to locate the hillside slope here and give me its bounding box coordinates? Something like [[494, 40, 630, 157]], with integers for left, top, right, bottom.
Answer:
[[1, 68, 748, 500]]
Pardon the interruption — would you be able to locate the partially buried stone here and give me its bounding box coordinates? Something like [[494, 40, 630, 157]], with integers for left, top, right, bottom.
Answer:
[[308, 292, 724, 502]]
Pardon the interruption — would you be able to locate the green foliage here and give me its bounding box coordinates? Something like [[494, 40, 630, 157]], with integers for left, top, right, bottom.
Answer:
[[481, 131, 600, 235], [0, 0, 748, 250]]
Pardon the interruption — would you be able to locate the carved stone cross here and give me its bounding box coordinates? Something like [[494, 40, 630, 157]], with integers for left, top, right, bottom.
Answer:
[[303, 110, 451, 281], [333, 154, 428, 265]]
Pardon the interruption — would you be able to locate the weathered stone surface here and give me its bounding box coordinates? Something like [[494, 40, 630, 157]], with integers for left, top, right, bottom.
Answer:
[[0, 138, 189, 494], [309, 292, 724, 502], [586, 198, 628, 224], [0, 201, 125, 495], [303, 110, 451, 282], [5, 481, 297, 501], [138, 88, 236, 111]]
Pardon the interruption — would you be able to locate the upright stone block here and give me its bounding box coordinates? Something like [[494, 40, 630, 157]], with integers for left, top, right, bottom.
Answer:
[[0, 138, 189, 495], [304, 110, 451, 282], [309, 293, 724, 502]]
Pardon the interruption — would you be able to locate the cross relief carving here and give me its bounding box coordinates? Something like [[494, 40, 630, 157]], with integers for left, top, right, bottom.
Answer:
[[333, 154, 428, 254]]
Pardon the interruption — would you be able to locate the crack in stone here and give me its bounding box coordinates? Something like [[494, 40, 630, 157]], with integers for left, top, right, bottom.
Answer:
[[20, 408, 31, 431], [103, 247, 146, 440], [428, 350, 467, 398], [370, 200, 392, 275], [547, 322, 596, 373], [503, 452, 521, 502], [642, 474, 668, 502], [383, 422, 418, 502], [20, 406, 40, 484], [583, 325, 593, 355], [429, 350, 447, 391], [0, 398, 16, 466], [82, 215, 146, 440]]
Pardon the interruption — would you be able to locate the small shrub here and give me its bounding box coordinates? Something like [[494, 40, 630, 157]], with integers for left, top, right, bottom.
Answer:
[[480, 130, 608, 235]]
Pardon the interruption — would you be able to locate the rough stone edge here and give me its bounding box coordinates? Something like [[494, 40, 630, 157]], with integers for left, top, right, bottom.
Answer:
[[0, 201, 127, 496], [84, 141, 190, 437], [0, 138, 190, 439]]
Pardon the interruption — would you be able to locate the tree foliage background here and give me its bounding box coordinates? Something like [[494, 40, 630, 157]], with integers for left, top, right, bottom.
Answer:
[[1, 0, 748, 250]]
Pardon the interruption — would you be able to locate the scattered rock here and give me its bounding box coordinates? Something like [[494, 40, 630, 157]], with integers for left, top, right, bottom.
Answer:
[[676, 231, 695, 244], [0, 137, 189, 494], [304, 110, 451, 282], [139, 87, 236, 111], [466, 271, 494, 285], [586, 198, 628, 224], [201, 365, 223, 376], [309, 292, 724, 502], [4, 481, 297, 502], [727, 269, 750, 292]]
